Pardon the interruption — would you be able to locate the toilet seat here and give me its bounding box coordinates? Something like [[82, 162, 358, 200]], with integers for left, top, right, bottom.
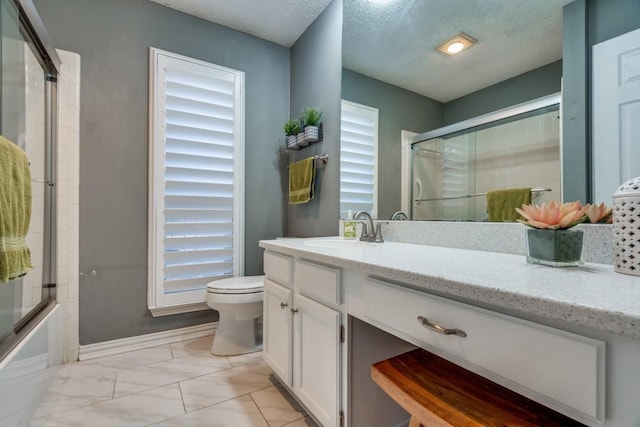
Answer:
[[206, 276, 264, 295]]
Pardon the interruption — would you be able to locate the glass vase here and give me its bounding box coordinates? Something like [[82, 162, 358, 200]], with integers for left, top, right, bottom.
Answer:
[[526, 228, 584, 267]]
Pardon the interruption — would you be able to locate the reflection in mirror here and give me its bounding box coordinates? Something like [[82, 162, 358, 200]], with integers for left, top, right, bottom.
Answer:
[[411, 96, 560, 221], [339, 100, 379, 220], [341, 0, 571, 221]]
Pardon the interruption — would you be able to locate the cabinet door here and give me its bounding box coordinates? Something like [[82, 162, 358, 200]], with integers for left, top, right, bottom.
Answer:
[[293, 294, 341, 427], [263, 279, 293, 386]]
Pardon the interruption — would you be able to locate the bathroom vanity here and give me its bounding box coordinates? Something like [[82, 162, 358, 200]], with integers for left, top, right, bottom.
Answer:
[[259, 237, 640, 427]]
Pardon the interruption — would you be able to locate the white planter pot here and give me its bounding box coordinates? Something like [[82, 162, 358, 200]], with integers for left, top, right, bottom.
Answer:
[[286, 134, 298, 148], [297, 132, 308, 147], [304, 126, 319, 142]]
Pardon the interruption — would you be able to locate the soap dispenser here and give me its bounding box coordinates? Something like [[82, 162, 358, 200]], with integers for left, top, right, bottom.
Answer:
[[344, 210, 356, 239]]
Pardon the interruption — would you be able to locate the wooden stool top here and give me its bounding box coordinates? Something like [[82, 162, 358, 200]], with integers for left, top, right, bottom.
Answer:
[[371, 348, 584, 427]]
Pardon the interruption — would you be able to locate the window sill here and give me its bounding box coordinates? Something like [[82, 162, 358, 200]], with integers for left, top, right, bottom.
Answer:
[[149, 302, 209, 317]]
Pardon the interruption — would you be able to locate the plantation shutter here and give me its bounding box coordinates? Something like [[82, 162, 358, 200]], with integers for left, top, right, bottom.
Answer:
[[340, 100, 378, 218], [149, 48, 244, 312]]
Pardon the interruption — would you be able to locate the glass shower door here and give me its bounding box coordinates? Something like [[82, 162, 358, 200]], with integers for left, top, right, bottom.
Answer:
[[410, 102, 561, 221], [0, 0, 56, 352]]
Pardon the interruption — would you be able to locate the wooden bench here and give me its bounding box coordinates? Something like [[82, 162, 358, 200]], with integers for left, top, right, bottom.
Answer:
[[371, 348, 585, 427]]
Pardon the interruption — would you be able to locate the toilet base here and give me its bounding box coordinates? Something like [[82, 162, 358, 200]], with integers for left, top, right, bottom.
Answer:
[[211, 315, 263, 356]]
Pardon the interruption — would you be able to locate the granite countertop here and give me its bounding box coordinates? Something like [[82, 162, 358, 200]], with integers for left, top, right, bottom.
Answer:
[[259, 237, 640, 340]]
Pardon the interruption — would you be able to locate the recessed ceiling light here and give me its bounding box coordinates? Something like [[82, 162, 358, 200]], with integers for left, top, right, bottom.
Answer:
[[436, 33, 477, 56]]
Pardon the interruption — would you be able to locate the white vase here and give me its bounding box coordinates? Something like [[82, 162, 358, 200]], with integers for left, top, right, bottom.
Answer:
[[613, 177, 640, 276]]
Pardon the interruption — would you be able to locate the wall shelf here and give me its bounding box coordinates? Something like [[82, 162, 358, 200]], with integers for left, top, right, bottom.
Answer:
[[285, 123, 323, 150]]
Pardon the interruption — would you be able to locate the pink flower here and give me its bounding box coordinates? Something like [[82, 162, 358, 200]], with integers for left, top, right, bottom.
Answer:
[[585, 202, 613, 224], [516, 200, 589, 230]]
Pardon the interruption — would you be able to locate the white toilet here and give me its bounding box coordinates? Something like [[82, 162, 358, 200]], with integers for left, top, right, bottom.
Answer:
[[205, 275, 265, 356]]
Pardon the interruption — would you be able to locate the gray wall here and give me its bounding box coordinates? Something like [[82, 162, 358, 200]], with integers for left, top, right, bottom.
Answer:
[[287, 0, 343, 237], [443, 60, 562, 125], [34, 0, 290, 344], [562, 0, 640, 203], [341, 69, 443, 219]]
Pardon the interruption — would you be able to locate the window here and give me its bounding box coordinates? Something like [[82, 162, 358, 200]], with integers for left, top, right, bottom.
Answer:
[[148, 48, 244, 315], [340, 100, 378, 218]]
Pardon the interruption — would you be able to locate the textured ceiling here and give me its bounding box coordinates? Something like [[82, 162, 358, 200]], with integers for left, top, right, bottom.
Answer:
[[148, 0, 333, 47], [149, 0, 574, 102], [344, 0, 574, 102]]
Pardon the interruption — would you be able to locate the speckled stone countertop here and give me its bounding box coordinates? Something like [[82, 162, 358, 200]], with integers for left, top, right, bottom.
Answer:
[[259, 237, 640, 340]]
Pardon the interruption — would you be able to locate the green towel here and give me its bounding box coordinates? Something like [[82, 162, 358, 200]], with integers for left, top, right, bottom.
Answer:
[[288, 157, 316, 205], [486, 188, 531, 222], [0, 135, 33, 283]]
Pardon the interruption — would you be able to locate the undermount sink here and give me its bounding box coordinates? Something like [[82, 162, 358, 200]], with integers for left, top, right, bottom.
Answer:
[[304, 238, 371, 248]]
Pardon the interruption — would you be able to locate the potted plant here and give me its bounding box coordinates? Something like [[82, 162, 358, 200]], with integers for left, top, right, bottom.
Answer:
[[516, 200, 611, 267], [283, 119, 301, 148], [302, 107, 323, 143]]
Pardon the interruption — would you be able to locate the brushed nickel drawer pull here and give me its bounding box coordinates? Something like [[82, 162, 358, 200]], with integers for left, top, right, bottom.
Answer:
[[291, 308, 299, 314], [417, 316, 467, 338], [280, 302, 288, 309]]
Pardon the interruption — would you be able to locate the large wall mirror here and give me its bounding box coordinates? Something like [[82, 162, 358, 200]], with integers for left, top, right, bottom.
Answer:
[[340, 0, 573, 221]]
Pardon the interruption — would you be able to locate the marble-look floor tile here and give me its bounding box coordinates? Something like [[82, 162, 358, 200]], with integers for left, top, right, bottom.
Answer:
[[83, 346, 174, 370], [150, 395, 269, 427], [32, 363, 118, 418], [227, 350, 264, 367], [113, 353, 232, 398], [179, 360, 276, 412], [251, 384, 305, 427], [282, 417, 319, 427], [28, 383, 184, 427], [170, 336, 213, 359]]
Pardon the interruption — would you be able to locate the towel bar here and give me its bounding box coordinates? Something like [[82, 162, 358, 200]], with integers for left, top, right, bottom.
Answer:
[[287, 154, 328, 168], [415, 188, 551, 203]]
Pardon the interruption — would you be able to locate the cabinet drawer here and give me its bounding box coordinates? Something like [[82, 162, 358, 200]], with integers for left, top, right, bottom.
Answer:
[[295, 260, 341, 306], [264, 251, 293, 288], [364, 278, 605, 424]]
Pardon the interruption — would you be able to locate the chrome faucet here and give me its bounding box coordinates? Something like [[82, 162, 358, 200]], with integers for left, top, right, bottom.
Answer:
[[390, 211, 408, 220], [353, 211, 385, 243]]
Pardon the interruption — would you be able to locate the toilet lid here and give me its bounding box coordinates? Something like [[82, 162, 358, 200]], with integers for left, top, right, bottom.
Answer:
[[206, 275, 265, 294]]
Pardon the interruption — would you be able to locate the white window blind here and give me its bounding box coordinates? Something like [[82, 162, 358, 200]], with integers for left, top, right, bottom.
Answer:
[[149, 48, 244, 315], [340, 100, 378, 218]]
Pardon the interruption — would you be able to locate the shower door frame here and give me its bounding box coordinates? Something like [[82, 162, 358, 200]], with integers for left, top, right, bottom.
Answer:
[[0, 0, 60, 362], [408, 93, 562, 220]]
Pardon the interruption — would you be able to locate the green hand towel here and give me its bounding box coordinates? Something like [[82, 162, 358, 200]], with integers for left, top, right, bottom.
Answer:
[[289, 157, 316, 205], [0, 135, 33, 283], [486, 188, 531, 222]]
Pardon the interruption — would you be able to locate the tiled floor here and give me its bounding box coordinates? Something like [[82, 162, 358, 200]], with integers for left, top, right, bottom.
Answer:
[[29, 336, 318, 427]]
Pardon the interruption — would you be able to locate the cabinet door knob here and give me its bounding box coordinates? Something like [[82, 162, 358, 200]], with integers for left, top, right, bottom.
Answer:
[[280, 302, 288, 309], [417, 316, 467, 338], [291, 308, 299, 314]]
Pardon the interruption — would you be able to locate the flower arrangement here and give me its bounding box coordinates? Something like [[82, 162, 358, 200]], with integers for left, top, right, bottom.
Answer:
[[516, 200, 612, 230], [585, 202, 613, 224]]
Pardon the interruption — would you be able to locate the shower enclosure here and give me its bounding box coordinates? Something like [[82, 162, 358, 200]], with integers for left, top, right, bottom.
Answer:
[[411, 94, 561, 221], [0, 0, 59, 360]]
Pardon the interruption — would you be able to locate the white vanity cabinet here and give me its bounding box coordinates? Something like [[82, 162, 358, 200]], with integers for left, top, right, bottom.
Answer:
[[362, 277, 605, 425], [263, 278, 293, 384], [263, 252, 343, 427], [260, 238, 640, 427]]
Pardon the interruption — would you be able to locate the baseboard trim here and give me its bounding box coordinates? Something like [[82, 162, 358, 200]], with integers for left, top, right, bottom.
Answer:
[[78, 322, 217, 361]]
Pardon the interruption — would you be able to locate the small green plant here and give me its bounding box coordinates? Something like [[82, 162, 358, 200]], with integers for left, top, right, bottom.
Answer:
[[283, 119, 301, 136], [302, 107, 323, 127]]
